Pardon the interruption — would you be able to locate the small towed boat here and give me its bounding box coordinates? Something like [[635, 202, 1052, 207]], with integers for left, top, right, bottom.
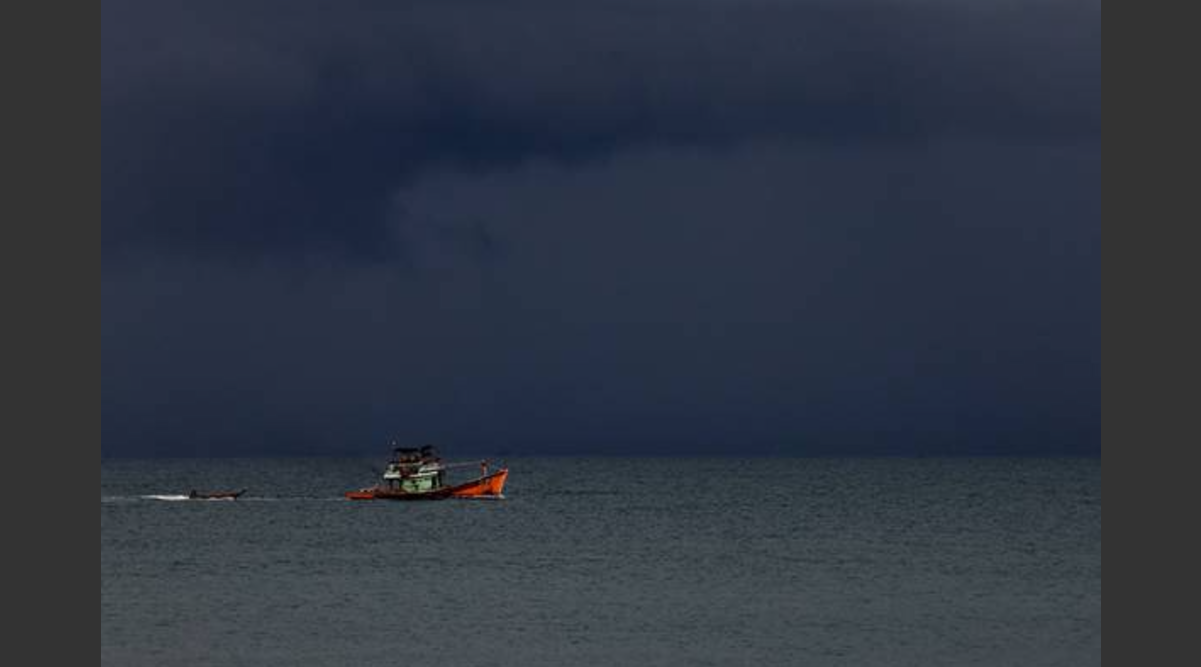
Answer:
[[187, 489, 247, 500], [345, 445, 508, 501]]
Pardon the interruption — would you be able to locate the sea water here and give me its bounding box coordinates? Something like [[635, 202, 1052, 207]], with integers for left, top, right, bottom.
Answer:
[[101, 457, 1101, 666]]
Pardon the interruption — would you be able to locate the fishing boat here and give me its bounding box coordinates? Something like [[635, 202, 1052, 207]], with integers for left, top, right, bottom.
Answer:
[[345, 445, 508, 501], [187, 488, 247, 500]]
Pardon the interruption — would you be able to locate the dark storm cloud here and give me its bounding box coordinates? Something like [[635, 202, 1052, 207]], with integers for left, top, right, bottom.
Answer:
[[102, 141, 1100, 456], [103, 0, 1101, 258], [102, 1, 1101, 457]]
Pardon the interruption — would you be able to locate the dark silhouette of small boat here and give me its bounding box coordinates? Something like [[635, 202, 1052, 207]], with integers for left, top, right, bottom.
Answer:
[[187, 488, 247, 500]]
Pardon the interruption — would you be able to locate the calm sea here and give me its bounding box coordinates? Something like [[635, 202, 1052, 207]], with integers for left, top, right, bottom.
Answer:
[[101, 457, 1101, 666]]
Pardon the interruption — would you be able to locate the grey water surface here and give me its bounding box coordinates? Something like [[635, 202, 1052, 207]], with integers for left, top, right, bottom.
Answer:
[[101, 457, 1101, 666]]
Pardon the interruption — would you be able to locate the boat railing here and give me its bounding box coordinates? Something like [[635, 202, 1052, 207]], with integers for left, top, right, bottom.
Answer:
[[440, 459, 493, 470]]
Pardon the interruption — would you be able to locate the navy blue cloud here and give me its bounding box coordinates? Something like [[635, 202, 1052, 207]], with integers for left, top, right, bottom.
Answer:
[[103, 0, 1101, 258]]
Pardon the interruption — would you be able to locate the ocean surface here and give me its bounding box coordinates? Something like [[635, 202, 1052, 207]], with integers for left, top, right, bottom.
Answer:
[[101, 457, 1101, 666]]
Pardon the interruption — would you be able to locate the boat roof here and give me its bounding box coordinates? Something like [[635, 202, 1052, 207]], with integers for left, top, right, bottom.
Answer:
[[393, 444, 437, 454]]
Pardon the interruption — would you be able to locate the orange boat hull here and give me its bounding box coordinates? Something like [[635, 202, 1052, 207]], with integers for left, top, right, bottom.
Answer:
[[449, 468, 508, 497], [345, 468, 508, 501]]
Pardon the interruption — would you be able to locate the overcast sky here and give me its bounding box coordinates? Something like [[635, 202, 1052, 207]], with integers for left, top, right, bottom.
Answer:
[[102, 0, 1101, 457]]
